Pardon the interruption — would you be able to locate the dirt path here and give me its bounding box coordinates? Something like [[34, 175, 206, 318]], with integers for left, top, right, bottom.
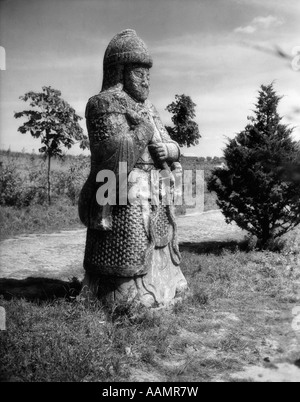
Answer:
[[0, 210, 243, 281]]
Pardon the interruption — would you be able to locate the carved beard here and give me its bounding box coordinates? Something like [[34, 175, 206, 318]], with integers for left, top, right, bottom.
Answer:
[[124, 66, 150, 103], [127, 81, 149, 102]]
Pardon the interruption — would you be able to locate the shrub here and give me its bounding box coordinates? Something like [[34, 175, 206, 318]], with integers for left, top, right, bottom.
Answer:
[[63, 159, 89, 205], [0, 155, 89, 208], [208, 84, 300, 247], [0, 163, 22, 206], [52, 159, 89, 205]]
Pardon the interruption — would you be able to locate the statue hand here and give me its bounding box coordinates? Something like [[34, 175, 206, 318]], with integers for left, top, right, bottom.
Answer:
[[126, 109, 155, 142], [148, 142, 168, 162], [126, 109, 144, 125]]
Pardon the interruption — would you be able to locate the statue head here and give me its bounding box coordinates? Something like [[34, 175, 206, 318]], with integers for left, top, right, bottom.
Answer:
[[101, 29, 152, 102]]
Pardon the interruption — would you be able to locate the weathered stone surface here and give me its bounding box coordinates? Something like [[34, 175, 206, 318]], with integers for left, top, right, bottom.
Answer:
[[0, 306, 6, 331], [78, 29, 188, 307]]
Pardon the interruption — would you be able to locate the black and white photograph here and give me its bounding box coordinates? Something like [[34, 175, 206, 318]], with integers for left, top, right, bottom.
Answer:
[[0, 0, 299, 384]]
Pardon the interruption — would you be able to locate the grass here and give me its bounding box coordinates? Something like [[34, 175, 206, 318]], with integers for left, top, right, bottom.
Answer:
[[1, 226, 299, 382], [204, 190, 218, 211], [0, 191, 218, 239], [0, 198, 84, 240]]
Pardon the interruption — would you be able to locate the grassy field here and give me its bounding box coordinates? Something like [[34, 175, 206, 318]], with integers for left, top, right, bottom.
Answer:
[[0, 193, 218, 240], [1, 226, 299, 382], [0, 151, 219, 239], [0, 200, 82, 240]]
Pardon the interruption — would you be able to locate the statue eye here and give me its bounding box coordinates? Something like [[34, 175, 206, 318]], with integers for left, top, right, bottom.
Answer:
[[132, 68, 150, 80], [133, 70, 144, 79]]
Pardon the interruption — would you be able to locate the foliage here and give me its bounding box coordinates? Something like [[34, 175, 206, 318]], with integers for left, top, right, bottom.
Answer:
[[55, 158, 89, 205], [0, 161, 45, 208], [0, 152, 89, 213], [208, 83, 300, 247], [278, 142, 300, 184], [14, 86, 88, 157], [0, 201, 82, 240], [14, 86, 89, 204], [165, 94, 201, 147], [0, 163, 22, 207]]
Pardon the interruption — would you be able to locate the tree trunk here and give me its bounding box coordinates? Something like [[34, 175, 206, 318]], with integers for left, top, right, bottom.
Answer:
[[47, 154, 51, 205]]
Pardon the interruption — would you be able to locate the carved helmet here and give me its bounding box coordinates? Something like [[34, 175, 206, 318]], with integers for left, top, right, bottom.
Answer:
[[101, 29, 152, 91], [103, 29, 153, 69]]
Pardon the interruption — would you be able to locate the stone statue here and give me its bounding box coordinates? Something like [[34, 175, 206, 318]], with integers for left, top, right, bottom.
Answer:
[[79, 29, 188, 307]]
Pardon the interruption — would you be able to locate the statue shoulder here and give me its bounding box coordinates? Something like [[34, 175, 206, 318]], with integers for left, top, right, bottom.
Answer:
[[145, 101, 166, 130], [146, 100, 160, 119], [85, 90, 129, 118]]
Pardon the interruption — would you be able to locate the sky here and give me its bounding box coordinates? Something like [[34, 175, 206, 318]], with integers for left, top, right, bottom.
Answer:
[[0, 0, 299, 157]]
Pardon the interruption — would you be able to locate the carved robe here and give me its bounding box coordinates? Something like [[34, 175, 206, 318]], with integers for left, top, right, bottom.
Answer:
[[79, 87, 187, 306]]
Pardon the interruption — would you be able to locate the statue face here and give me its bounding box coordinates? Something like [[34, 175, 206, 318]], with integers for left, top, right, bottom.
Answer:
[[124, 64, 150, 102]]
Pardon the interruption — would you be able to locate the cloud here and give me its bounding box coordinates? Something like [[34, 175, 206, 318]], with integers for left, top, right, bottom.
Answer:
[[234, 15, 284, 34], [231, 0, 300, 15], [235, 25, 257, 34], [253, 15, 284, 28]]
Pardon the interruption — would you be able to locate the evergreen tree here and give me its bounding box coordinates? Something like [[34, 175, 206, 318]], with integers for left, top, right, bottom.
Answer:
[[279, 141, 300, 183], [165, 94, 201, 147], [208, 83, 300, 246]]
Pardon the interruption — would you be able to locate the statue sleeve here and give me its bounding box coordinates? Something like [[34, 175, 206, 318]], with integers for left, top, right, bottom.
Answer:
[[86, 96, 155, 173], [148, 102, 181, 162], [157, 125, 181, 163], [165, 142, 180, 162]]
